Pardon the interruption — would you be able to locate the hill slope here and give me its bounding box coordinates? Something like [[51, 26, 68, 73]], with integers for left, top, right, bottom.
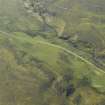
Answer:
[[0, 0, 105, 68], [0, 0, 105, 105], [0, 32, 105, 105]]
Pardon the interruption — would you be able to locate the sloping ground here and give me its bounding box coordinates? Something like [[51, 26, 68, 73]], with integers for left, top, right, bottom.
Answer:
[[0, 0, 105, 105], [0, 0, 105, 68], [0, 32, 105, 105]]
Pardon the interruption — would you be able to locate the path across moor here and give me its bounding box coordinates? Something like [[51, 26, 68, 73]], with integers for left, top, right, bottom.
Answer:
[[0, 30, 105, 74]]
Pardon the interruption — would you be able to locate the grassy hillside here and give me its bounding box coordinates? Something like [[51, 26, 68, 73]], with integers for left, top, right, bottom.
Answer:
[[0, 32, 105, 105], [0, 0, 105, 105], [0, 0, 105, 68]]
